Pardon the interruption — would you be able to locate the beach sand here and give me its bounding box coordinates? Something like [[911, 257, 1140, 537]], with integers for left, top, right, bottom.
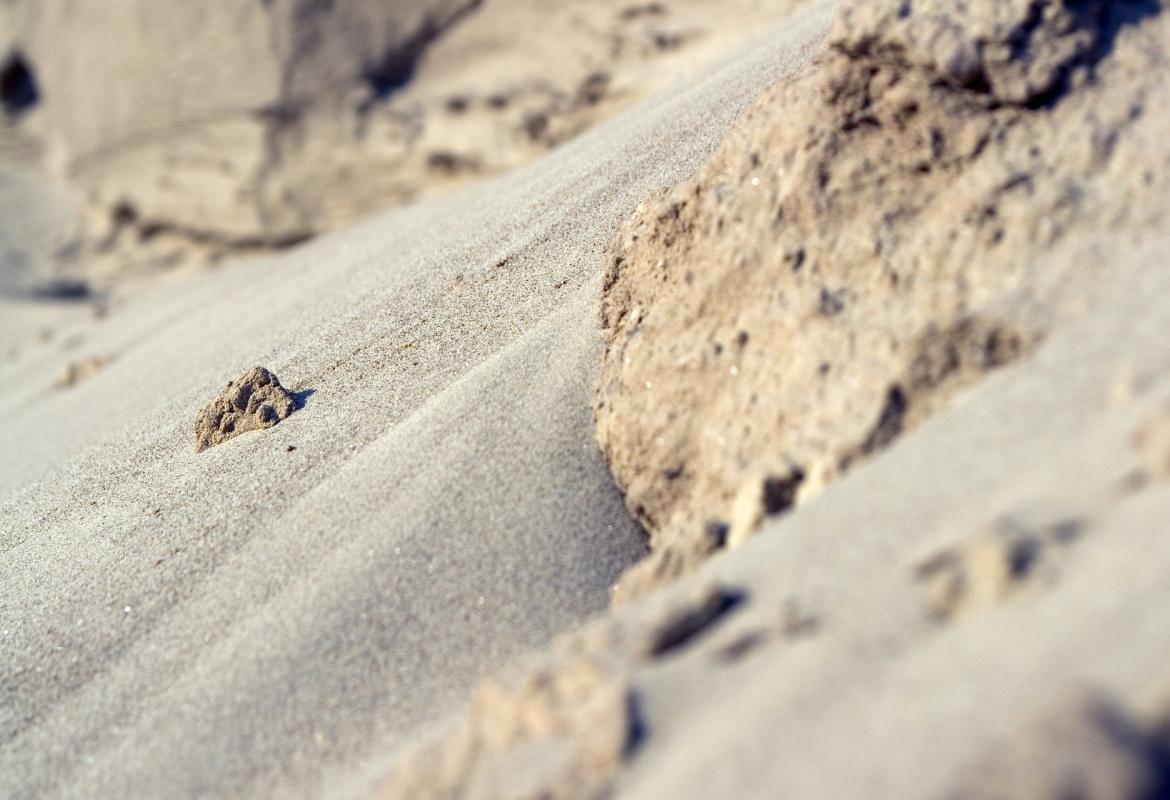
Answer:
[[4, 0, 1170, 798]]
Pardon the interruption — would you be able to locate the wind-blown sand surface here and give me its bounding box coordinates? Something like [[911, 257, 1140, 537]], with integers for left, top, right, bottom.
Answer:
[[0, 5, 833, 797]]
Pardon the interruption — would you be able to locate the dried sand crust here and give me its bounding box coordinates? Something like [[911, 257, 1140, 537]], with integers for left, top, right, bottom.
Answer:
[[193, 366, 296, 452], [380, 644, 638, 800], [595, 0, 1170, 600]]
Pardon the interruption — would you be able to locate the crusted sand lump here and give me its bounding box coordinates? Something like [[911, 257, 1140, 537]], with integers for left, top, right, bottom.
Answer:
[[193, 367, 296, 453], [913, 515, 1085, 623], [595, 0, 1170, 600], [380, 631, 638, 800], [379, 583, 752, 799]]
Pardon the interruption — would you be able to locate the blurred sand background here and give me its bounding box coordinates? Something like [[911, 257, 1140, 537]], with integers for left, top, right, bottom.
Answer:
[[4, 1, 1170, 798]]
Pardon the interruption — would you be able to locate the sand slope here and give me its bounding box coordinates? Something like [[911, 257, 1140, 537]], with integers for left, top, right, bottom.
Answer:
[[0, 6, 834, 798], [376, 2, 1170, 797]]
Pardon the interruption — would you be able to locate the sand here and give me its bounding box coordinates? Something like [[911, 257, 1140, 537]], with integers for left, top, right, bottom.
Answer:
[[0, 4, 834, 797], [613, 237, 1170, 799], [5, 0, 1170, 797]]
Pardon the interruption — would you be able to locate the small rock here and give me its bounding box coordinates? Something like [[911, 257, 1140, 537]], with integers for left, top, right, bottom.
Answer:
[[915, 521, 1047, 622], [194, 366, 296, 452]]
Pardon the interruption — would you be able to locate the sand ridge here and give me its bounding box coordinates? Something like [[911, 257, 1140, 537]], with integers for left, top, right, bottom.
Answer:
[[380, 234, 1170, 799]]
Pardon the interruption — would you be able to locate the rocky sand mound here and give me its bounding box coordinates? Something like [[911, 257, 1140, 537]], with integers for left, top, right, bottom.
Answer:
[[596, 0, 1170, 600]]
